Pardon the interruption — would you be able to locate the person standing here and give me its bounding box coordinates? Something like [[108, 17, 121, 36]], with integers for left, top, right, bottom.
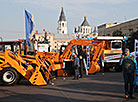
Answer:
[[136, 53, 138, 64], [77, 45, 85, 78], [120, 48, 138, 99], [72, 52, 80, 80]]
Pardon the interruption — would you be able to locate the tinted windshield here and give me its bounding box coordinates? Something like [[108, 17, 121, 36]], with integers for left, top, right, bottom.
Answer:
[[112, 42, 121, 49]]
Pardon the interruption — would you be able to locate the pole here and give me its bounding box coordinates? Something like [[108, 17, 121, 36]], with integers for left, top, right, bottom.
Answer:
[[0, 37, 3, 41]]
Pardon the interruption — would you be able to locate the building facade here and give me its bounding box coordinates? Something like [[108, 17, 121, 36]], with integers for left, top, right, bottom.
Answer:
[[53, 34, 72, 51], [98, 18, 138, 37], [34, 31, 72, 52], [33, 31, 54, 52]]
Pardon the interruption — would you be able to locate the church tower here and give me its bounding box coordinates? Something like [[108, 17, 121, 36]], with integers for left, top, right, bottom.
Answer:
[[57, 6, 67, 34], [76, 16, 92, 35]]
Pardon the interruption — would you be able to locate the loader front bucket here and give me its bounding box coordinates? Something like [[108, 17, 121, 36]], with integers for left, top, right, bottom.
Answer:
[[28, 64, 50, 85], [29, 69, 48, 85]]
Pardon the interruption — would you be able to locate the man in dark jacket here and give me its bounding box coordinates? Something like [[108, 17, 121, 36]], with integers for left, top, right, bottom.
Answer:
[[120, 48, 138, 99], [77, 45, 86, 78], [72, 52, 80, 80]]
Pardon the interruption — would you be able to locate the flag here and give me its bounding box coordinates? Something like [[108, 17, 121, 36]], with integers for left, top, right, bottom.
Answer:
[[25, 10, 34, 46]]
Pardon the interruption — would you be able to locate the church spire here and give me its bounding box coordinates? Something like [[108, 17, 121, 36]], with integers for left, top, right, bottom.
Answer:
[[58, 6, 66, 21], [81, 16, 90, 26], [57, 6, 67, 34]]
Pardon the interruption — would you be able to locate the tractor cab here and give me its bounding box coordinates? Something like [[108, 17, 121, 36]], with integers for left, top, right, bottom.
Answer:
[[18, 39, 36, 55], [59, 45, 67, 56], [0, 40, 19, 52], [0, 39, 37, 55]]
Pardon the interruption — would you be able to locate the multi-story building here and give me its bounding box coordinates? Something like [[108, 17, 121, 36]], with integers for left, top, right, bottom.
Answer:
[[53, 34, 72, 51], [33, 30, 54, 52], [34, 30, 72, 52], [98, 18, 138, 37]]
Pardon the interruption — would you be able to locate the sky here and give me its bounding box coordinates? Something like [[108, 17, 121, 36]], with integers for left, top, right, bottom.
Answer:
[[0, 0, 138, 40]]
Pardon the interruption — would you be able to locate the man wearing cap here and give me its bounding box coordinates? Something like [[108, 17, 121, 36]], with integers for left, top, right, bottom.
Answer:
[[120, 48, 138, 99]]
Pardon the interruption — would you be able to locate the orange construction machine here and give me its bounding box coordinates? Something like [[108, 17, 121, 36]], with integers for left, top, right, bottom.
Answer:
[[42, 39, 105, 76], [0, 39, 51, 86], [60, 39, 105, 74]]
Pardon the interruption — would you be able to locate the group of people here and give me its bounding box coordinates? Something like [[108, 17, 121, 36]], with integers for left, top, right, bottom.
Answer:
[[72, 46, 86, 80], [72, 47, 138, 99]]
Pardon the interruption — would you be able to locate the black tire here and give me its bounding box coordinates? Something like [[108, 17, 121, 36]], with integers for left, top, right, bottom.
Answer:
[[0, 68, 20, 85], [115, 65, 122, 72], [103, 63, 108, 72]]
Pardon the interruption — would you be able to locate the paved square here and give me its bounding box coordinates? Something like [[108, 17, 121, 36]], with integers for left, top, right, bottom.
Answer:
[[0, 72, 138, 102]]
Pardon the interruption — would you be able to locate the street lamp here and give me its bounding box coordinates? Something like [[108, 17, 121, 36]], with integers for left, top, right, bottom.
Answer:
[[0, 37, 3, 41], [0, 37, 3, 51]]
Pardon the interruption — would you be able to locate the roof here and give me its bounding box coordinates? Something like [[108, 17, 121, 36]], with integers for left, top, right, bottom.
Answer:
[[96, 36, 124, 40], [54, 34, 72, 40], [58, 7, 66, 21], [81, 16, 90, 26], [0, 40, 19, 45]]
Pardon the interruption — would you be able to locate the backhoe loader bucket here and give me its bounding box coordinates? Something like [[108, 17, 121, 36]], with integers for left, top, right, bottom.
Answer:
[[88, 61, 100, 74]]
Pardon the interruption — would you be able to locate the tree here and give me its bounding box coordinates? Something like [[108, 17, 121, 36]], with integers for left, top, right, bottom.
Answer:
[[127, 31, 138, 52], [43, 32, 49, 44], [112, 30, 123, 36], [107, 34, 110, 36]]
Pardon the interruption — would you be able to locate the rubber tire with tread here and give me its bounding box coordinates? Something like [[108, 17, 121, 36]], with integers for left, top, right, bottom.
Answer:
[[115, 65, 122, 72], [0, 68, 20, 85]]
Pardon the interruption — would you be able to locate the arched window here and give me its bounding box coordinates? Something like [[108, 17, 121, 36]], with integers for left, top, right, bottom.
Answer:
[[62, 23, 64, 27], [83, 28, 85, 33], [88, 29, 89, 33], [60, 23, 61, 27]]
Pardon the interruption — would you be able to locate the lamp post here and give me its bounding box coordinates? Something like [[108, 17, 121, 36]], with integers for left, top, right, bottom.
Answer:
[[0, 37, 3, 41], [0, 37, 3, 52]]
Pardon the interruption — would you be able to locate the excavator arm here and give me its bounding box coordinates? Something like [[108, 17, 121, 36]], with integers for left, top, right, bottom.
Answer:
[[59, 39, 105, 74]]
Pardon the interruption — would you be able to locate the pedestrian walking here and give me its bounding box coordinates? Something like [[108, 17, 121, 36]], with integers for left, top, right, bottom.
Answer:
[[120, 48, 138, 99], [72, 52, 80, 80]]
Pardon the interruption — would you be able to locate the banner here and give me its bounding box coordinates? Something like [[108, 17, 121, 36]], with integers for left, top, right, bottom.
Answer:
[[86, 46, 90, 70], [25, 10, 34, 46], [135, 39, 138, 57]]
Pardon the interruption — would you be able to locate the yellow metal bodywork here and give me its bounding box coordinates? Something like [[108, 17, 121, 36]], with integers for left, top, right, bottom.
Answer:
[[104, 50, 122, 55], [0, 50, 50, 85]]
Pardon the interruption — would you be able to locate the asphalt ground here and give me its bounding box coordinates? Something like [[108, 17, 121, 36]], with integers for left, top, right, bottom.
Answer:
[[0, 72, 138, 102]]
